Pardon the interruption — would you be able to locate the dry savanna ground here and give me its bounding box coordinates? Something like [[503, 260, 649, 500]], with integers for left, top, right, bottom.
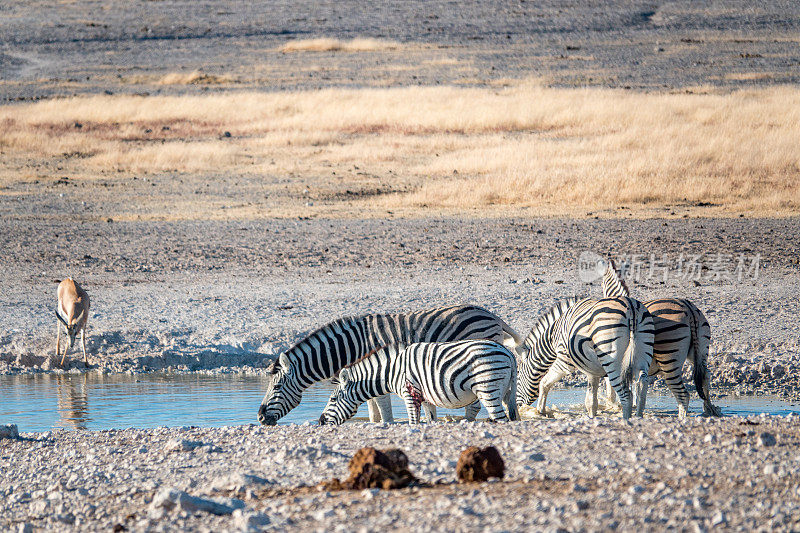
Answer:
[[2, 81, 800, 220]]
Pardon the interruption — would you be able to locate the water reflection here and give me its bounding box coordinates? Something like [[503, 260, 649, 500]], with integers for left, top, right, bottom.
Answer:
[[55, 373, 90, 429]]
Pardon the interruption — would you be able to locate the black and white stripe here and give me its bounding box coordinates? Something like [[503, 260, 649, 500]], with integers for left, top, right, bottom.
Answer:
[[257, 304, 523, 425], [601, 263, 722, 417], [319, 340, 518, 425], [516, 296, 654, 419]]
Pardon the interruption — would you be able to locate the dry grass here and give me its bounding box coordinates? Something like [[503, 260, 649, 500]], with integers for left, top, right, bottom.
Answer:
[[156, 71, 235, 85], [1, 81, 799, 217], [279, 38, 402, 53]]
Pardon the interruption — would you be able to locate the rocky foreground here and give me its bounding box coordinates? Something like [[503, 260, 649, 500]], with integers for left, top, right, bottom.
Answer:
[[1, 416, 799, 532]]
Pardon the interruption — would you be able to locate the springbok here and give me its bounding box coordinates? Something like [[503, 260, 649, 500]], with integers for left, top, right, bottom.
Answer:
[[56, 278, 90, 365]]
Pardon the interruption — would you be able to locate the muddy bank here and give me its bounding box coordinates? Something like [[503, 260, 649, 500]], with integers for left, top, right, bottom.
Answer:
[[1, 416, 798, 531]]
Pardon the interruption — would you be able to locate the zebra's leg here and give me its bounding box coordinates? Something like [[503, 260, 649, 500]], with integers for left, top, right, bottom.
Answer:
[[585, 375, 601, 418], [502, 381, 518, 421], [475, 389, 508, 422], [367, 399, 380, 422], [633, 369, 650, 417], [464, 401, 480, 421], [367, 395, 394, 423], [607, 376, 633, 419], [400, 390, 421, 424], [536, 361, 568, 416], [661, 368, 690, 419], [422, 402, 437, 422], [604, 377, 621, 410]]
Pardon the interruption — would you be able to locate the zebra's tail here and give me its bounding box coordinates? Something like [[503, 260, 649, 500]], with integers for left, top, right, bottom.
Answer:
[[687, 301, 722, 416], [620, 300, 652, 387], [620, 303, 638, 388], [496, 317, 525, 352]]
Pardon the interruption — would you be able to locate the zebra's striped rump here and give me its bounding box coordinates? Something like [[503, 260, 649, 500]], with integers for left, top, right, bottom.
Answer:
[[601, 262, 721, 417], [258, 304, 522, 425], [517, 296, 654, 419], [319, 340, 518, 425]]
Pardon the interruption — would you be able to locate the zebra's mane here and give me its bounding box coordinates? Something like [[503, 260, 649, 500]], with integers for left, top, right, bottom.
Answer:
[[524, 296, 583, 346], [602, 259, 630, 298], [283, 314, 368, 366]]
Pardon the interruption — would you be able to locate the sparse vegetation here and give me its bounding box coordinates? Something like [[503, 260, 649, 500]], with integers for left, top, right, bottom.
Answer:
[[2, 81, 799, 218], [279, 38, 402, 53]]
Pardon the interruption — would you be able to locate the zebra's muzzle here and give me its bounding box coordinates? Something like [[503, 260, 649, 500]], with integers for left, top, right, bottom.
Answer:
[[257, 406, 277, 426]]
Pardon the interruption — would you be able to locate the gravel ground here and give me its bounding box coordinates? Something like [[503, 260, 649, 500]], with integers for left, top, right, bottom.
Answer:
[[2, 0, 800, 102], [1, 416, 799, 532], [1, 217, 799, 398]]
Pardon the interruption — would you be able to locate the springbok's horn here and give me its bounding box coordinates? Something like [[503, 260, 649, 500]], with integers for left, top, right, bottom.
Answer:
[[55, 309, 68, 327], [75, 309, 85, 324]]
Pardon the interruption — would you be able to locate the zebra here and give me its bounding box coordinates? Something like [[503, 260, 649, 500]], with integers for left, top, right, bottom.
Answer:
[[600, 260, 722, 417], [257, 304, 523, 425], [516, 296, 654, 419], [319, 340, 518, 425]]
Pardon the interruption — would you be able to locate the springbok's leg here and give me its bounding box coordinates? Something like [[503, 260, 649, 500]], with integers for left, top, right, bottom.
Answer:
[[81, 327, 88, 365], [56, 321, 62, 359]]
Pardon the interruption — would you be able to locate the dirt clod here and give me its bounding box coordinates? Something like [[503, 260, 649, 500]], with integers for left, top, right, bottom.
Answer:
[[321, 447, 417, 491], [456, 446, 505, 483]]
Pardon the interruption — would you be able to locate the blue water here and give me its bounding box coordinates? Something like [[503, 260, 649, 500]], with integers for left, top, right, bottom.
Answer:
[[0, 372, 797, 432]]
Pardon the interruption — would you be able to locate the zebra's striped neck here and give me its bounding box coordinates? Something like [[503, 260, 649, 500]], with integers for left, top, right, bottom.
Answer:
[[518, 297, 583, 404], [282, 313, 407, 387]]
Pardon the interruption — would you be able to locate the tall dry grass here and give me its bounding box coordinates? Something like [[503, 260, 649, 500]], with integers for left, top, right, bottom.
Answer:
[[1, 82, 799, 215]]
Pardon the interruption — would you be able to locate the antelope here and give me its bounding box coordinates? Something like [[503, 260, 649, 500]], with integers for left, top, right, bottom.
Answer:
[[56, 278, 90, 366]]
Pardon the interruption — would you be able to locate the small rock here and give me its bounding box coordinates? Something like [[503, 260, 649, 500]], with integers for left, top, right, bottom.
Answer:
[[213, 472, 271, 492], [150, 488, 245, 516], [763, 464, 779, 475], [232, 509, 271, 531], [528, 452, 545, 462], [17, 524, 33, 533], [56, 513, 75, 525], [703, 434, 716, 444], [0, 424, 19, 439], [711, 511, 726, 526], [758, 432, 776, 447], [574, 500, 589, 511], [164, 439, 203, 453]]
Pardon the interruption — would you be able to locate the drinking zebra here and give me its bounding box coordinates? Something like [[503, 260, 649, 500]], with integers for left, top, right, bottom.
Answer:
[[319, 340, 518, 425], [516, 296, 654, 419], [601, 261, 722, 417], [257, 304, 523, 425]]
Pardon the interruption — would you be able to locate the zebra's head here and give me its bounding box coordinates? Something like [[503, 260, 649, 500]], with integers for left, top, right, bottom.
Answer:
[[318, 369, 360, 426], [257, 353, 302, 426], [515, 348, 537, 408]]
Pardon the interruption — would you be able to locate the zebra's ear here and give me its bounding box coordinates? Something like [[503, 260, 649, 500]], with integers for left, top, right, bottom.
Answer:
[[278, 352, 290, 369], [338, 368, 350, 383]]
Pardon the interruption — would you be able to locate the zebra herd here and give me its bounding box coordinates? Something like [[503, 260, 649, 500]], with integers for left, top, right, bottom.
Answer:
[[257, 261, 721, 426]]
